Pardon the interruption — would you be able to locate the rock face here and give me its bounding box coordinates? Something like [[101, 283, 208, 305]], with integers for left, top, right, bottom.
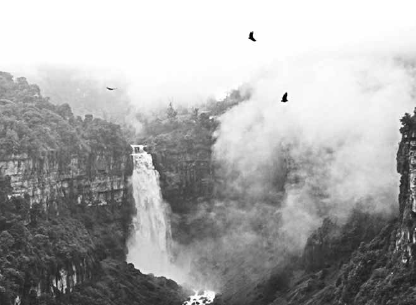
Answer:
[[396, 108, 416, 263], [143, 116, 217, 213], [141, 89, 250, 214], [150, 145, 214, 212], [0, 150, 129, 209]]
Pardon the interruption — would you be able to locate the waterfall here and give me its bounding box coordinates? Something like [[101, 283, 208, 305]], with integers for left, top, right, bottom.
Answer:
[[127, 145, 215, 303], [127, 145, 178, 278]]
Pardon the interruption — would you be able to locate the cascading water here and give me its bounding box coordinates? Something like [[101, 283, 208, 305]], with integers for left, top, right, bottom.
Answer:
[[183, 290, 216, 305], [127, 145, 215, 303], [127, 145, 175, 277]]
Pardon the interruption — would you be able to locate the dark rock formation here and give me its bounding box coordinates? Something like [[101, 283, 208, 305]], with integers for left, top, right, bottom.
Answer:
[[0, 150, 129, 210], [148, 137, 215, 213], [141, 88, 250, 214], [396, 107, 416, 264]]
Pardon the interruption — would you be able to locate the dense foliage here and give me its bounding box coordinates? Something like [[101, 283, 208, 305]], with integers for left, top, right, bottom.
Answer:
[[0, 71, 128, 158], [0, 182, 136, 305], [54, 259, 188, 305]]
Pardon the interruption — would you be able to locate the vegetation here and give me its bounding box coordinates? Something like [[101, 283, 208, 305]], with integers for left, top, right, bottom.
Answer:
[[0, 71, 129, 159], [55, 259, 188, 305], [0, 184, 136, 305]]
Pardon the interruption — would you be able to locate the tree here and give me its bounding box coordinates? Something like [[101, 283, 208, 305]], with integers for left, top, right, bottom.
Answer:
[[192, 108, 199, 121], [56, 103, 74, 120], [166, 102, 177, 121], [400, 113, 412, 126]]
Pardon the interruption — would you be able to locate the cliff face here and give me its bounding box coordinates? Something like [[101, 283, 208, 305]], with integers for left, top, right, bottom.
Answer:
[[0, 150, 133, 305], [141, 89, 250, 214], [149, 139, 214, 213], [0, 150, 129, 210], [142, 115, 217, 214], [395, 109, 416, 264]]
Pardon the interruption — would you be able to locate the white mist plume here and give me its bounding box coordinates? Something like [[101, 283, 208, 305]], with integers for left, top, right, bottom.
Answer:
[[213, 53, 416, 252]]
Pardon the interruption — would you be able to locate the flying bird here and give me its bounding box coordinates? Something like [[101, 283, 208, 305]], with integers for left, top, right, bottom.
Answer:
[[281, 92, 288, 103], [106, 87, 117, 91], [248, 31, 256, 42]]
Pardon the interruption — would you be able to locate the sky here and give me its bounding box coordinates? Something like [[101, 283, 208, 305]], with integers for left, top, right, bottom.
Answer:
[[1, 0, 416, 107]]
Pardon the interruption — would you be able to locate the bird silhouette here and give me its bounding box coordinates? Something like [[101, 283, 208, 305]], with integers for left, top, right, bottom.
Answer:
[[248, 31, 256, 42], [281, 92, 288, 103], [106, 87, 117, 91]]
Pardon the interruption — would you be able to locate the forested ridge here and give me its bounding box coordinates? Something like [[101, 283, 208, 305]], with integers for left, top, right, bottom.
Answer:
[[0, 71, 127, 158]]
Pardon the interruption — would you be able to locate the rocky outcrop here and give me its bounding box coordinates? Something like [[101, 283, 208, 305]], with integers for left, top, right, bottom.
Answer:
[[396, 107, 416, 264]]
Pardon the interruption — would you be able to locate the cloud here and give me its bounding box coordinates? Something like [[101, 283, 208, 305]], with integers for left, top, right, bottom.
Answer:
[[169, 51, 416, 294], [213, 53, 415, 255]]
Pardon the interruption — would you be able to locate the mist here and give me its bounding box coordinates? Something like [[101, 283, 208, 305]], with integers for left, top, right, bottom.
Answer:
[[214, 53, 414, 219], [172, 51, 416, 293]]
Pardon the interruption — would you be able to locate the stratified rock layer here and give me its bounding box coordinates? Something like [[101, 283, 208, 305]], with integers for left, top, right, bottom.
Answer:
[[0, 150, 128, 209]]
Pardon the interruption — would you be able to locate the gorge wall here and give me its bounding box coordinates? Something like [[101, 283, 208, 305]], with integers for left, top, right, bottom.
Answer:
[[0, 148, 131, 298], [148, 136, 214, 213], [142, 90, 250, 214], [0, 150, 129, 210]]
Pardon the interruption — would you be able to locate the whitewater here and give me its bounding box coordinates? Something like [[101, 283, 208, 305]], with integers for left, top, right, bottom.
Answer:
[[126, 145, 215, 304]]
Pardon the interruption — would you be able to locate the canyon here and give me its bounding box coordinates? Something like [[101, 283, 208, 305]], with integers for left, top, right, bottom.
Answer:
[[1, 70, 416, 305]]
